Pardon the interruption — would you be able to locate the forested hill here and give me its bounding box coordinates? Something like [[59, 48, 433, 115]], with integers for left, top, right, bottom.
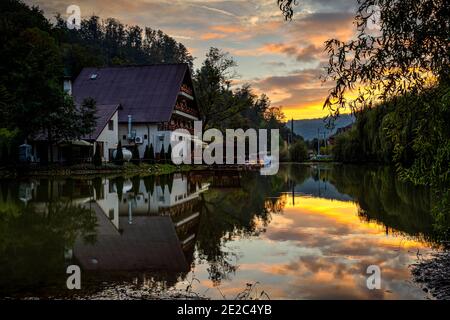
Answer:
[[0, 0, 194, 140], [287, 114, 355, 141], [0, 0, 194, 80], [55, 15, 194, 78]]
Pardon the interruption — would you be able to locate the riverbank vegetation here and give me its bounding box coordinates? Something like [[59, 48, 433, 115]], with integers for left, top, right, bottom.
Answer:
[[309, 0, 450, 241]]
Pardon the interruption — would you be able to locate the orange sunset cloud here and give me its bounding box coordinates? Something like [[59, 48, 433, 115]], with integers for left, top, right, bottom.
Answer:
[[201, 32, 227, 40], [26, 0, 361, 120]]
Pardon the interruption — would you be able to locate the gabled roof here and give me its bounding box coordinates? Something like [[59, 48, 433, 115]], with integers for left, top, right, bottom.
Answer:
[[82, 104, 119, 140], [31, 103, 118, 142], [72, 64, 190, 123]]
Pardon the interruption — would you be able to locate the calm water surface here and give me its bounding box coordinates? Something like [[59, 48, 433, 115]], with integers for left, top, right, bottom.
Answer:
[[0, 164, 437, 299]]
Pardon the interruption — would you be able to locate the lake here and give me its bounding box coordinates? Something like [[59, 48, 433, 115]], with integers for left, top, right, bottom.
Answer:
[[0, 164, 438, 299]]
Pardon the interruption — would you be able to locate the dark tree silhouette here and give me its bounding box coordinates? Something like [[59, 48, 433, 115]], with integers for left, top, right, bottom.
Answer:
[[131, 145, 140, 165], [159, 144, 166, 164], [114, 140, 124, 165], [149, 143, 155, 164], [322, 0, 450, 117], [93, 142, 102, 166]]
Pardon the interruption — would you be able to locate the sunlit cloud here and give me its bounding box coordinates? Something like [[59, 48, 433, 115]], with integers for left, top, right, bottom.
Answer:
[[197, 5, 237, 17], [210, 25, 245, 33], [201, 32, 227, 40], [25, 0, 361, 119], [182, 194, 430, 299]]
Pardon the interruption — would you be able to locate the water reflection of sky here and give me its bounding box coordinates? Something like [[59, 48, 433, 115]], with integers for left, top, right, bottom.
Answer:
[[0, 165, 435, 299], [180, 194, 430, 300], [295, 178, 353, 202]]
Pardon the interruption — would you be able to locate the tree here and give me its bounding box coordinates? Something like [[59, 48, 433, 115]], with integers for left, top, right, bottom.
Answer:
[[53, 12, 194, 77], [193, 48, 246, 128], [78, 98, 98, 138], [0, 128, 18, 165], [159, 144, 166, 164], [144, 144, 162, 164], [114, 141, 124, 165], [166, 144, 173, 165], [1, 27, 64, 138], [131, 145, 140, 165], [322, 0, 450, 117], [148, 144, 155, 164], [93, 142, 102, 166], [0, 7, 97, 162], [143, 145, 150, 163], [289, 140, 308, 162]]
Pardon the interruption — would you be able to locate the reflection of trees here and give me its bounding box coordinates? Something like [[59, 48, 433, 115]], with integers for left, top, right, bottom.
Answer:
[[0, 182, 96, 296], [284, 164, 310, 186], [328, 165, 436, 242], [196, 172, 289, 286]]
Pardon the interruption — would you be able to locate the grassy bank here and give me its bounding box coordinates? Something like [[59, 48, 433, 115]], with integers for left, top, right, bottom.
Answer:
[[0, 162, 207, 178]]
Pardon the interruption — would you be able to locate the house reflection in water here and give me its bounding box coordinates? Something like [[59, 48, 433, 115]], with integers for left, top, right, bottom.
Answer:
[[71, 174, 209, 274]]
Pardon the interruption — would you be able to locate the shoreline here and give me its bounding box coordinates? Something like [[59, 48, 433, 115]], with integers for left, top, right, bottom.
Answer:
[[0, 163, 207, 179], [412, 250, 450, 300], [0, 162, 390, 179]]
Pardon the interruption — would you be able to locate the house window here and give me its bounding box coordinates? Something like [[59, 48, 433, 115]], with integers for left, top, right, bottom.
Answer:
[[123, 135, 127, 140], [108, 120, 114, 131], [144, 134, 148, 140]]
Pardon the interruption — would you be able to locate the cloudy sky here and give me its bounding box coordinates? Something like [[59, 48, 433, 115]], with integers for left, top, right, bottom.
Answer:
[[25, 0, 359, 119]]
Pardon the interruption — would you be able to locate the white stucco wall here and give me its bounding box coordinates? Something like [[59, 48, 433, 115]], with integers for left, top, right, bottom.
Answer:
[[96, 111, 119, 161], [118, 123, 172, 157]]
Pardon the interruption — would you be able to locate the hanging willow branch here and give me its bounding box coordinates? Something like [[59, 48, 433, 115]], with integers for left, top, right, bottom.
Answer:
[[277, 0, 298, 20], [323, 0, 450, 118]]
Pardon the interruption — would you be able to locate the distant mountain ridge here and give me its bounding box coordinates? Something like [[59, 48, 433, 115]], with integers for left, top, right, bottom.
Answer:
[[287, 114, 355, 141]]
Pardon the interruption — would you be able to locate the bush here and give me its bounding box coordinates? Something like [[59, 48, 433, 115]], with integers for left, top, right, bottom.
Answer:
[[289, 140, 308, 162], [167, 144, 172, 164], [131, 145, 140, 165], [332, 129, 364, 163], [159, 144, 166, 164], [143, 144, 156, 164], [93, 142, 102, 167], [114, 141, 124, 165], [143, 145, 150, 163], [149, 144, 155, 163]]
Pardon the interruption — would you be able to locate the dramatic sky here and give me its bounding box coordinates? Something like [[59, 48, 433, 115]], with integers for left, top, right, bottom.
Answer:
[[26, 0, 359, 119]]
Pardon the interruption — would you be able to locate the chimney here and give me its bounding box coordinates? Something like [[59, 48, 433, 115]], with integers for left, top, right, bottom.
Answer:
[[63, 67, 72, 95], [63, 77, 72, 95], [128, 115, 132, 139]]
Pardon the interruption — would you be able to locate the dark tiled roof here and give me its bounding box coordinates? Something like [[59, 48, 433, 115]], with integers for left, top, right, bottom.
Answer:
[[31, 103, 118, 142], [82, 104, 119, 140], [72, 64, 189, 123]]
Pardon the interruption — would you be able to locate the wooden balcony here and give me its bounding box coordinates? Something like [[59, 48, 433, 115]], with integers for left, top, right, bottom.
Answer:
[[159, 123, 194, 135], [180, 84, 194, 97], [175, 101, 199, 118]]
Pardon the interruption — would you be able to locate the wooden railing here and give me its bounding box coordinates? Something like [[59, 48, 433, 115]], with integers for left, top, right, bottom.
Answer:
[[175, 100, 199, 118], [159, 123, 194, 134], [180, 84, 193, 96]]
